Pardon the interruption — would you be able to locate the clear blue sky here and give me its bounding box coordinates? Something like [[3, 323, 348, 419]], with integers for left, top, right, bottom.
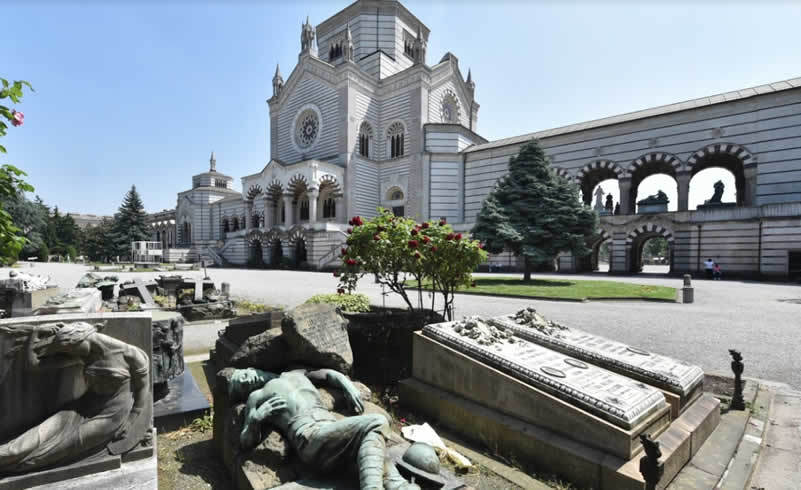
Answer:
[[2, 0, 800, 215]]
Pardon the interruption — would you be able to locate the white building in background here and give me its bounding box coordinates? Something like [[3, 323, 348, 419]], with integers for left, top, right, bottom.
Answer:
[[152, 0, 801, 279]]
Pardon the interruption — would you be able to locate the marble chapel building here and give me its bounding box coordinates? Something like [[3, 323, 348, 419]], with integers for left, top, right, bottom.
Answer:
[[149, 0, 801, 279]]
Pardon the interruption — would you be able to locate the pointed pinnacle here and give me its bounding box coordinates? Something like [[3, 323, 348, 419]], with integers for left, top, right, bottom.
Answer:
[[467, 68, 473, 83], [274, 63, 281, 78]]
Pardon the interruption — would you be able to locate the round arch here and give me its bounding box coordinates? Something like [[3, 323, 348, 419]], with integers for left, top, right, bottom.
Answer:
[[577, 160, 626, 205], [580, 228, 613, 272], [246, 185, 263, 201], [626, 223, 675, 273], [628, 153, 682, 213], [687, 143, 753, 206]]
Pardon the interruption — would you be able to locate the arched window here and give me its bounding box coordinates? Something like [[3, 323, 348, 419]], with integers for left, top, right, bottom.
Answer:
[[323, 197, 336, 218], [391, 190, 404, 201], [358, 122, 373, 158], [232, 217, 239, 231], [300, 198, 310, 221], [387, 122, 405, 159]]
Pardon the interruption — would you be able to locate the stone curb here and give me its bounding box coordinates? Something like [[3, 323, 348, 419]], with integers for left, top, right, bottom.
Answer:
[[406, 287, 679, 303]]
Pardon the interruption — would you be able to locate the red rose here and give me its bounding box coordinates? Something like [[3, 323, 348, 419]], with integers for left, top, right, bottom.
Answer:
[[414, 251, 421, 259], [478, 242, 484, 249], [455, 233, 462, 241], [445, 233, 454, 240], [431, 246, 438, 252], [411, 229, 418, 236], [373, 234, 381, 241], [422, 235, 430, 244], [347, 227, 353, 234], [341, 248, 347, 256], [337, 288, 345, 295], [408, 240, 419, 248], [349, 216, 363, 226], [422, 222, 430, 229], [11, 111, 24, 127], [346, 258, 357, 266], [439, 218, 447, 226]]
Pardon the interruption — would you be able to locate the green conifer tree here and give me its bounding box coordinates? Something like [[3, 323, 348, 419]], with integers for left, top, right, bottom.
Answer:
[[471, 139, 598, 281], [110, 185, 150, 259]]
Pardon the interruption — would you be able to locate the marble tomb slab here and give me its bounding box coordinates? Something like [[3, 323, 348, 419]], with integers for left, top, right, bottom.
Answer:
[[490, 309, 704, 411], [32, 288, 102, 315], [422, 318, 667, 430]]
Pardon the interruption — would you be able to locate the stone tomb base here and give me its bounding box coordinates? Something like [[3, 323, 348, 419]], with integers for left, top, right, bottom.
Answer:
[[154, 370, 211, 432], [399, 333, 720, 489]]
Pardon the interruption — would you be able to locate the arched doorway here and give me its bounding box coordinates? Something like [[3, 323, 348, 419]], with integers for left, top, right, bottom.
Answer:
[[626, 224, 674, 274], [294, 238, 308, 267], [269, 238, 283, 267], [248, 236, 264, 268]]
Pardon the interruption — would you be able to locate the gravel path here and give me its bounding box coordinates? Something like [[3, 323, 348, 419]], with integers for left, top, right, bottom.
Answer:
[[6, 262, 800, 389]]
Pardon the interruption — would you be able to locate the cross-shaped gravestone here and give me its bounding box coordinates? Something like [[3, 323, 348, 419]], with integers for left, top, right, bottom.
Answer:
[[134, 279, 156, 306], [194, 278, 204, 302]]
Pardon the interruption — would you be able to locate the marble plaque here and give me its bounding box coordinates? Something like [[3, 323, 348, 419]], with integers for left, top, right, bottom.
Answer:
[[489, 310, 704, 397], [422, 318, 666, 429]]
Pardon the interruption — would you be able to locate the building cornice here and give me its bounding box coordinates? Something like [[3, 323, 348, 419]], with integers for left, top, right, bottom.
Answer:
[[316, 0, 430, 41]]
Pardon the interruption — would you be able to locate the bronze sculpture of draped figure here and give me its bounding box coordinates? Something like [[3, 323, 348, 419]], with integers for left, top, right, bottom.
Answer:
[[0, 322, 149, 475]]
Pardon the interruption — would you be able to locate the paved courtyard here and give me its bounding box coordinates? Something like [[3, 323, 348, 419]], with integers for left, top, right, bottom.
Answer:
[[5, 262, 800, 389]]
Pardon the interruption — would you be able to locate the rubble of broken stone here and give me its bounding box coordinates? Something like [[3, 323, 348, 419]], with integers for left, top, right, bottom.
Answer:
[[2, 271, 52, 292]]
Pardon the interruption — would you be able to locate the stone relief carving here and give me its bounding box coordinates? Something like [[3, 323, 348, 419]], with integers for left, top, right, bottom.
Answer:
[[0, 322, 151, 474]]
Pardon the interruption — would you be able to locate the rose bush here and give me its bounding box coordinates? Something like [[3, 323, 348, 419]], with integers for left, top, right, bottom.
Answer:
[[336, 208, 487, 320]]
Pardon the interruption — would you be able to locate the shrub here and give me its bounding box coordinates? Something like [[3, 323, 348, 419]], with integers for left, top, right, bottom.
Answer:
[[336, 209, 487, 320], [306, 293, 370, 313]]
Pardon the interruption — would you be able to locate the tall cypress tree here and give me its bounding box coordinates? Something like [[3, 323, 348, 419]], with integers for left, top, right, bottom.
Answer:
[[110, 185, 150, 258], [472, 139, 598, 281]]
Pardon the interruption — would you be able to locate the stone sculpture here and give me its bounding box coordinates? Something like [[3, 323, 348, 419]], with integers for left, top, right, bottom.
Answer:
[[594, 186, 605, 211], [729, 349, 745, 410], [300, 16, 315, 53], [0, 321, 150, 474], [605, 194, 614, 214], [705, 180, 725, 204], [229, 367, 418, 490], [614, 203, 621, 215], [638, 190, 669, 205], [638, 433, 664, 490]]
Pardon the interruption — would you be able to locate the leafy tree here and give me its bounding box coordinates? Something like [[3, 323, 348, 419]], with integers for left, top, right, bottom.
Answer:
[[83, 218, 115, 262], [2, 191, 47, 257], [0, 77, 34, 264], [38, 242, 49, 262], [472, 139, 598, 281], [110, 185, 150, 258]]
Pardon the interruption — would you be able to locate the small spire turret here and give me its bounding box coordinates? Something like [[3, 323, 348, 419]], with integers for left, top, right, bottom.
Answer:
[[301, 15, 316, 55], [344, 23, 354, 62], [210, 151, 216, 172], [272, 63, 284, 97], [413, 24, 426, 65], [466, 68, 475, 94]]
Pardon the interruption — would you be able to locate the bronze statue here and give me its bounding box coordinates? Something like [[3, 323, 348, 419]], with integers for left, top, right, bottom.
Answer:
[[230, 367, 418, 489], [729, 349, 745, 410], [0, 322, 149, 474], [638, 433, 664, 490], [605, 194, 614, 213], [705, 180, 725, 204]]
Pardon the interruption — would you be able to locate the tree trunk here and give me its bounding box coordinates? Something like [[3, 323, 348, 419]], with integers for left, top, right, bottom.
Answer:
[[523, 257, 532, 282]]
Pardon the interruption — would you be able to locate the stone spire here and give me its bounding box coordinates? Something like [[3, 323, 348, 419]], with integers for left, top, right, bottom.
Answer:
[[272, 63, 284, 97], [210, 151, 216, 172], [344, 23, 354, 62], [466, 68, 475, 94], [413, 24, 426, 65], [301, 15, 316, 55]]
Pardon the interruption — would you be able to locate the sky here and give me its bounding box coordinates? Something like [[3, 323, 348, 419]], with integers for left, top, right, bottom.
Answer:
[[2, 0, 800, 216]]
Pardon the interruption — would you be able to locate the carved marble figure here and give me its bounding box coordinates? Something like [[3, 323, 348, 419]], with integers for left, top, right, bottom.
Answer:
[[230, 367, 418, 490], [0, 322, 149, 474]]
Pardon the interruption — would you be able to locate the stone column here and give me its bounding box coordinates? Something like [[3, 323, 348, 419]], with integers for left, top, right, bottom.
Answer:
[[744, 165, 758, 206], [308, 188, 319, 224], [246, 201, 254, 229], [618, 178, 632, 215], [282, 193, 294, 228], [676, 172, 691, 211], [265, 201, 274, 229], [335, 197, 345, 223]]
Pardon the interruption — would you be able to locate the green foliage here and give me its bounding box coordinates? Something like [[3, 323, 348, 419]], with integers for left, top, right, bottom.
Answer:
[[472, 139, 598, 280], [305, 293, 371, 313], [153, 295, 168, 307], [0, 77, 34, 265], [644, 237, 668, 260], [110, 185, 150, 259], [337, 209, 487, 319], [38, 242, 49, 262], [234, 299, 272, 314], [189, 412, 213, 433], [83, 218, 115, 262]]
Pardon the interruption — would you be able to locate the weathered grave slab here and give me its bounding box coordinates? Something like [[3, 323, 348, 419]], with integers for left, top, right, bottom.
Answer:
[[33, 288, 102, 315], [491, 309, 704, 414], [422, 318, 667, 430], [281, 303, 353, 373]]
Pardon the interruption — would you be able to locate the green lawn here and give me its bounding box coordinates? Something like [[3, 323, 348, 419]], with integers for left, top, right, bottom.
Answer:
[[405, 276, 677, 301]]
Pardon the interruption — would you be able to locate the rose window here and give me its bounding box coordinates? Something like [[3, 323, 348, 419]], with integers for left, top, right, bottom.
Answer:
[[295, 109, 319, 148]]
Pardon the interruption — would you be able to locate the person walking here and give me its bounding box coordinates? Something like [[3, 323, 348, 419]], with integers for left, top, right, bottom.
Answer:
[[713, 262, 722, 280], [704, 258, 715, 279]]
